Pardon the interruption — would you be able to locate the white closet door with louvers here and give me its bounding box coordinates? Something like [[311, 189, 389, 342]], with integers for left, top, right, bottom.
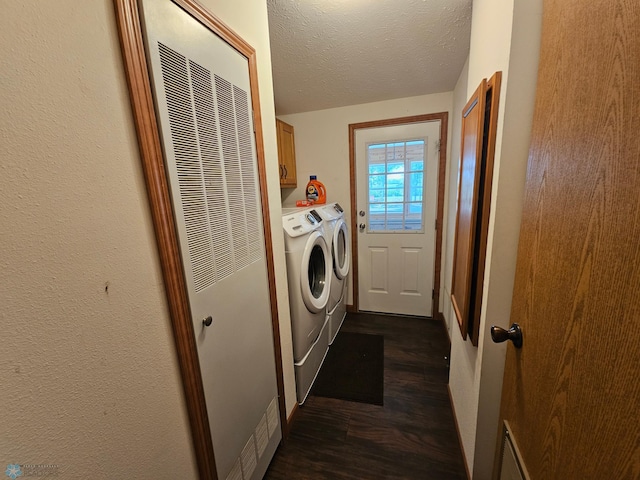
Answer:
[[139, 1, 281, 479]]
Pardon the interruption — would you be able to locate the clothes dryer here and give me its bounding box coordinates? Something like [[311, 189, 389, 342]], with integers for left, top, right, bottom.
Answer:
[[282, 208, 332, 404], [315, 203, 351, 344]]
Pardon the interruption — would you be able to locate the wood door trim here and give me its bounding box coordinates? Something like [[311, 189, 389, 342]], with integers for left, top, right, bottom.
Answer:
[[348, 112, 448, 317], [113, 1, 287, 478]]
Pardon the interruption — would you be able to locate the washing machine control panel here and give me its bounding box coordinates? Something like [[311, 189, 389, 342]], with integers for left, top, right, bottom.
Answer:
[[283, 209, 323, 238], [306, 210, 322, 224]]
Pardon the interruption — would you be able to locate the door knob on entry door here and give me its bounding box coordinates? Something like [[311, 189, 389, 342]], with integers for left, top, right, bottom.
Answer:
[[359, 223, 366, 232], [490, 323, 523, 348]]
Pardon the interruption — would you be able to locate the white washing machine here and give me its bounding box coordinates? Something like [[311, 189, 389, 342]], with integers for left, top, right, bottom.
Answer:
[[315, 203, 351, 345], [282, 208, 332, 404]]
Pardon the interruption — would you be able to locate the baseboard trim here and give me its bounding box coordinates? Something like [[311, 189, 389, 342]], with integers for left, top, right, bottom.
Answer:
[[435, 310, 452, 349], [282, 401, 299, 442], [346, 304, 356, 313], [447, 385, 471, 480]]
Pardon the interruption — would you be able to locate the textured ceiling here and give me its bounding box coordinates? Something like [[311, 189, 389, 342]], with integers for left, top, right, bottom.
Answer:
[[267, 0, 472, 115]]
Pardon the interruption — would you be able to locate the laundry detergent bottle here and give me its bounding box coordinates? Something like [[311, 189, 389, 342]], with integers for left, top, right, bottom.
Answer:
[[306, 175, 326, 204]]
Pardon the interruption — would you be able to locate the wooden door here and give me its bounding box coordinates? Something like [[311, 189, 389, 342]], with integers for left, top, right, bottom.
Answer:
[[496, 0, 640, 478]]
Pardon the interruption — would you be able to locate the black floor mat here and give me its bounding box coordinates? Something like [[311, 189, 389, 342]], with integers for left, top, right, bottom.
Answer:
[[310, 332, 384, 405]]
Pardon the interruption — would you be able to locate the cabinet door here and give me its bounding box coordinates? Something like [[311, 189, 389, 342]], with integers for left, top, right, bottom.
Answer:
[[451, 79, 487, 342], [276, 119, 297, 187]]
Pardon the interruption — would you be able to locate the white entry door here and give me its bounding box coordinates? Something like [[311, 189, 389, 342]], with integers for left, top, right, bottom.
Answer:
[[140, 1, 281, 479], [356, 121, 440, 316]]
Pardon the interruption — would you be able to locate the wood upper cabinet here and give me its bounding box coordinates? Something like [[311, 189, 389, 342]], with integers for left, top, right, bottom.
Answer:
[[276, 118, 297, 187]]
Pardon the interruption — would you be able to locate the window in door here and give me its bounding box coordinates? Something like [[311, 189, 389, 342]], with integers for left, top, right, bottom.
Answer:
[[367, 139, 426, 232]]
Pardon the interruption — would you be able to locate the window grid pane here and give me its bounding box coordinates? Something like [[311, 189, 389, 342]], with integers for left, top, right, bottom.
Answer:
[[367, 139, 426, 232]]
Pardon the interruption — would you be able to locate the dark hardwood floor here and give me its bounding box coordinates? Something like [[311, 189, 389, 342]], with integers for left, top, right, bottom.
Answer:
[[265, 312, 467, 480]]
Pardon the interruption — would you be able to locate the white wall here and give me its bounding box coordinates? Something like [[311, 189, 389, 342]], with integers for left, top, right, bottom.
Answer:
[[445, 0, 542, 478], [0, 0, 295, 478], [442, 57, 469, 339], [279, 92, 453, 306], [448, 0, 517, 466]]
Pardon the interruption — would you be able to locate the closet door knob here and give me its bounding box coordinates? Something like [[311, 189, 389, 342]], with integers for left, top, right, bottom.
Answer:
[[202, 316, 213, 327]]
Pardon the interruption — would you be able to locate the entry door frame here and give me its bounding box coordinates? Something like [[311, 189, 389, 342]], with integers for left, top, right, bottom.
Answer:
[[349, 113, 448, 317], [114, 1, 286, 479]]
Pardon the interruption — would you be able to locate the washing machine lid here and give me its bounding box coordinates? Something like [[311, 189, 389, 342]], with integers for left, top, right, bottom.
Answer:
[[332, 218, 350, 279], [300, 231, 331, 313]]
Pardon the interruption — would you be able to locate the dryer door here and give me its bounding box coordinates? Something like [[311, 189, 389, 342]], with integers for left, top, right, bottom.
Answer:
[[332, 218, 350, 280], [300, 231, 331, 312]]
